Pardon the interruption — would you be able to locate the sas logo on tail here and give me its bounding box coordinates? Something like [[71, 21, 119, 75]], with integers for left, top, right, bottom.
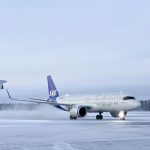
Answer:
[[49, 90, 57, 97]]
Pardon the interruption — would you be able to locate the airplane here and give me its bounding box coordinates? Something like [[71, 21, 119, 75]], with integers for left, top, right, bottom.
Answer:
[[6, 75, 141, 120]]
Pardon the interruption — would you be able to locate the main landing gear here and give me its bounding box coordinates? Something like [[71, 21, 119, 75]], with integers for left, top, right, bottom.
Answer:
[[70, 116, 77, 120], [96, 113, 103, 120]]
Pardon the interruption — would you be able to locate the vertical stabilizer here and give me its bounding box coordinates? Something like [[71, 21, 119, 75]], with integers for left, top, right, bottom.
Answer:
[[47, 76, 59, 101]]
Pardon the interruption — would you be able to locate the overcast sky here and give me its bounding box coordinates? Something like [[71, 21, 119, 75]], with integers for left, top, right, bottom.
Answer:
[[0, 0, 150, 99]]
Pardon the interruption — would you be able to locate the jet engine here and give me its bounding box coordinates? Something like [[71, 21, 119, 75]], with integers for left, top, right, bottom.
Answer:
[[69, 106, 87, 119]]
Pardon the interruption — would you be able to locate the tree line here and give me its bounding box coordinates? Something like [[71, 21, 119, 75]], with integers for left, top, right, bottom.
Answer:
[[140, 100, 150, 111]]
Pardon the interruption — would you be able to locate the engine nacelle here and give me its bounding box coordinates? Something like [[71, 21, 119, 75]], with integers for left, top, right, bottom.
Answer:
[[69, 106, 87, 118], [110, 111, 127, 118]]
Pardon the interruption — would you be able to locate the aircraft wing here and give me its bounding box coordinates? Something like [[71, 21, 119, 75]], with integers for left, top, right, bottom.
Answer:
[[6, 89, 49, 104], [6, 89, 93, 110], [6, 89, 74, 106], [29, 98, 74, 107]]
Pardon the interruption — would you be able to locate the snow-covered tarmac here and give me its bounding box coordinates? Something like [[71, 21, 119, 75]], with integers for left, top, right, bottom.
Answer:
[[0, 107, 150, 150]]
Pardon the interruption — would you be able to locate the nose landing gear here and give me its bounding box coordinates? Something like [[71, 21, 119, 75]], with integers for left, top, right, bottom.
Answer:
[[118, 111, 126, 120], [120, 117, 125, 120]]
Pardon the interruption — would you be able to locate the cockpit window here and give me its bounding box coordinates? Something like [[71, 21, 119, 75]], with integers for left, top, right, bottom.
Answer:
[[123, 96, 135, 100]]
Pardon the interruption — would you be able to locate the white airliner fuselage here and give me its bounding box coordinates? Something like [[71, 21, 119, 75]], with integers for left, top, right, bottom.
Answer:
[[58, 94, 140, 113]]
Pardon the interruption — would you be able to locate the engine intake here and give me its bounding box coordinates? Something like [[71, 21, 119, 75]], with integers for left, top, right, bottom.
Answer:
[[69, 106, 87, 118]]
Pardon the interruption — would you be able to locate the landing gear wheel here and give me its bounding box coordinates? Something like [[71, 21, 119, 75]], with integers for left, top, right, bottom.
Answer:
[[70, 116, 77, 120], [120, 117, 125, 120], [96, 114, 103, 120], [96, 115, 100, 120], [70, 116, 73, 120], [99, 115, 103, 120]]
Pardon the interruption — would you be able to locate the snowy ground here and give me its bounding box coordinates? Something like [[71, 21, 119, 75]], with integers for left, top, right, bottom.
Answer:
[[0, 106, 150, 150]]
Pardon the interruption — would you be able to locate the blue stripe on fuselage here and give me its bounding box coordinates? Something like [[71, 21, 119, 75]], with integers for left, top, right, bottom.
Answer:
[[54, 105, 67, 111]]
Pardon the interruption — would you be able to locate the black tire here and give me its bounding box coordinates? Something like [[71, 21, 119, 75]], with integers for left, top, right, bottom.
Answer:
[[96, 115, 100, 120], [70, 116, 77, 120], [70, 116, 74, 120], [99, 115, 103, 120], [120, 117, 125, 120]]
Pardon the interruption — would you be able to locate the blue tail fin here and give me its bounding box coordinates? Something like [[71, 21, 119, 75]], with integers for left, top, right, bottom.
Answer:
[[47, 75, 59, 101]]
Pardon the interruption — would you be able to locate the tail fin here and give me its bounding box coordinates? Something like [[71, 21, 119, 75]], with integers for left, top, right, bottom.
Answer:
[[47, 75, 59, 101]]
